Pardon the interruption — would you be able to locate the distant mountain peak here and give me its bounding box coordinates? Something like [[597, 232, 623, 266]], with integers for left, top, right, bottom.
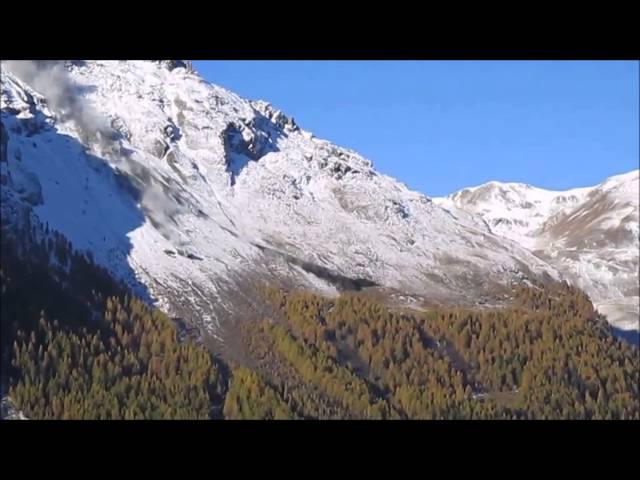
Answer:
[[436, 170, 640, 331]]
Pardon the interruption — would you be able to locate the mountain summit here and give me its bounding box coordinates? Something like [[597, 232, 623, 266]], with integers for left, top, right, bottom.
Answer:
[[436, 170, 639, 331]]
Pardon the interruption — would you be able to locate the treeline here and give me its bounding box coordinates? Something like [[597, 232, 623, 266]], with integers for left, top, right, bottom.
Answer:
[[247, 288, 511, 419], [2, 220, 225, 420], [240, 283, 639, 420], [1, 215, 125, 366], [263, 320, 389, 418], [2, 214, 637, 420], [10, 297, 222, 419]]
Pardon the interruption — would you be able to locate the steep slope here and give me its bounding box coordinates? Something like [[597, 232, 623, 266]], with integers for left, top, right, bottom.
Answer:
[[1, 60, 560, 344], [436, 171, 640, 331]]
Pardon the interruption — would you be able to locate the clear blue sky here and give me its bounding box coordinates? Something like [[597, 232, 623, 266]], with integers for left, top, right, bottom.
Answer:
[[193, 61, 639, 196]]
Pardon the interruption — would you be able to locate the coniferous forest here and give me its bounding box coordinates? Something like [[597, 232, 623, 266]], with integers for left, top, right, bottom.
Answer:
[[1, 219, 638, 420]]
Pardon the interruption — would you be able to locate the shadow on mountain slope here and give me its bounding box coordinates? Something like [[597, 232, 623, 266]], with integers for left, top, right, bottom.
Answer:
[[611, 327, 640, 347], [1, 116, 154, 305], [252, 242, 379, 292]]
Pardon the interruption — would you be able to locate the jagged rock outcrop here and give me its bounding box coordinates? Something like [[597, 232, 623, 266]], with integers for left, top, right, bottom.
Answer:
[[156, 60, 194, 72]]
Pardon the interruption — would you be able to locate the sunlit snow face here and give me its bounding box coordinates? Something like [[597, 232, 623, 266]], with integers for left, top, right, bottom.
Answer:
[[2, 60, 636, 336]]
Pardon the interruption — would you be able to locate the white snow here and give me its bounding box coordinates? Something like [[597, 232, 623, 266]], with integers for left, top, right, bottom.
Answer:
[[1, 60, 567, 336], [437, 170, 640, 331], [435, 180, 592, 249], [596, 298, 640, 332]]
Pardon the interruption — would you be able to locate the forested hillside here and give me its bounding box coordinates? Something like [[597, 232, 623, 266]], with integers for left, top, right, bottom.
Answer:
[[232, 285, 638, 419], [1, 221, 638, 420], [1, 219, 226, 419]]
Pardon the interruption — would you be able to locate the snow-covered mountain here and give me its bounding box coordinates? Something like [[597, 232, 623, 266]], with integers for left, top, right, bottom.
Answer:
[[436, 171, 640, 331], [1, 60, 565, 342]]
